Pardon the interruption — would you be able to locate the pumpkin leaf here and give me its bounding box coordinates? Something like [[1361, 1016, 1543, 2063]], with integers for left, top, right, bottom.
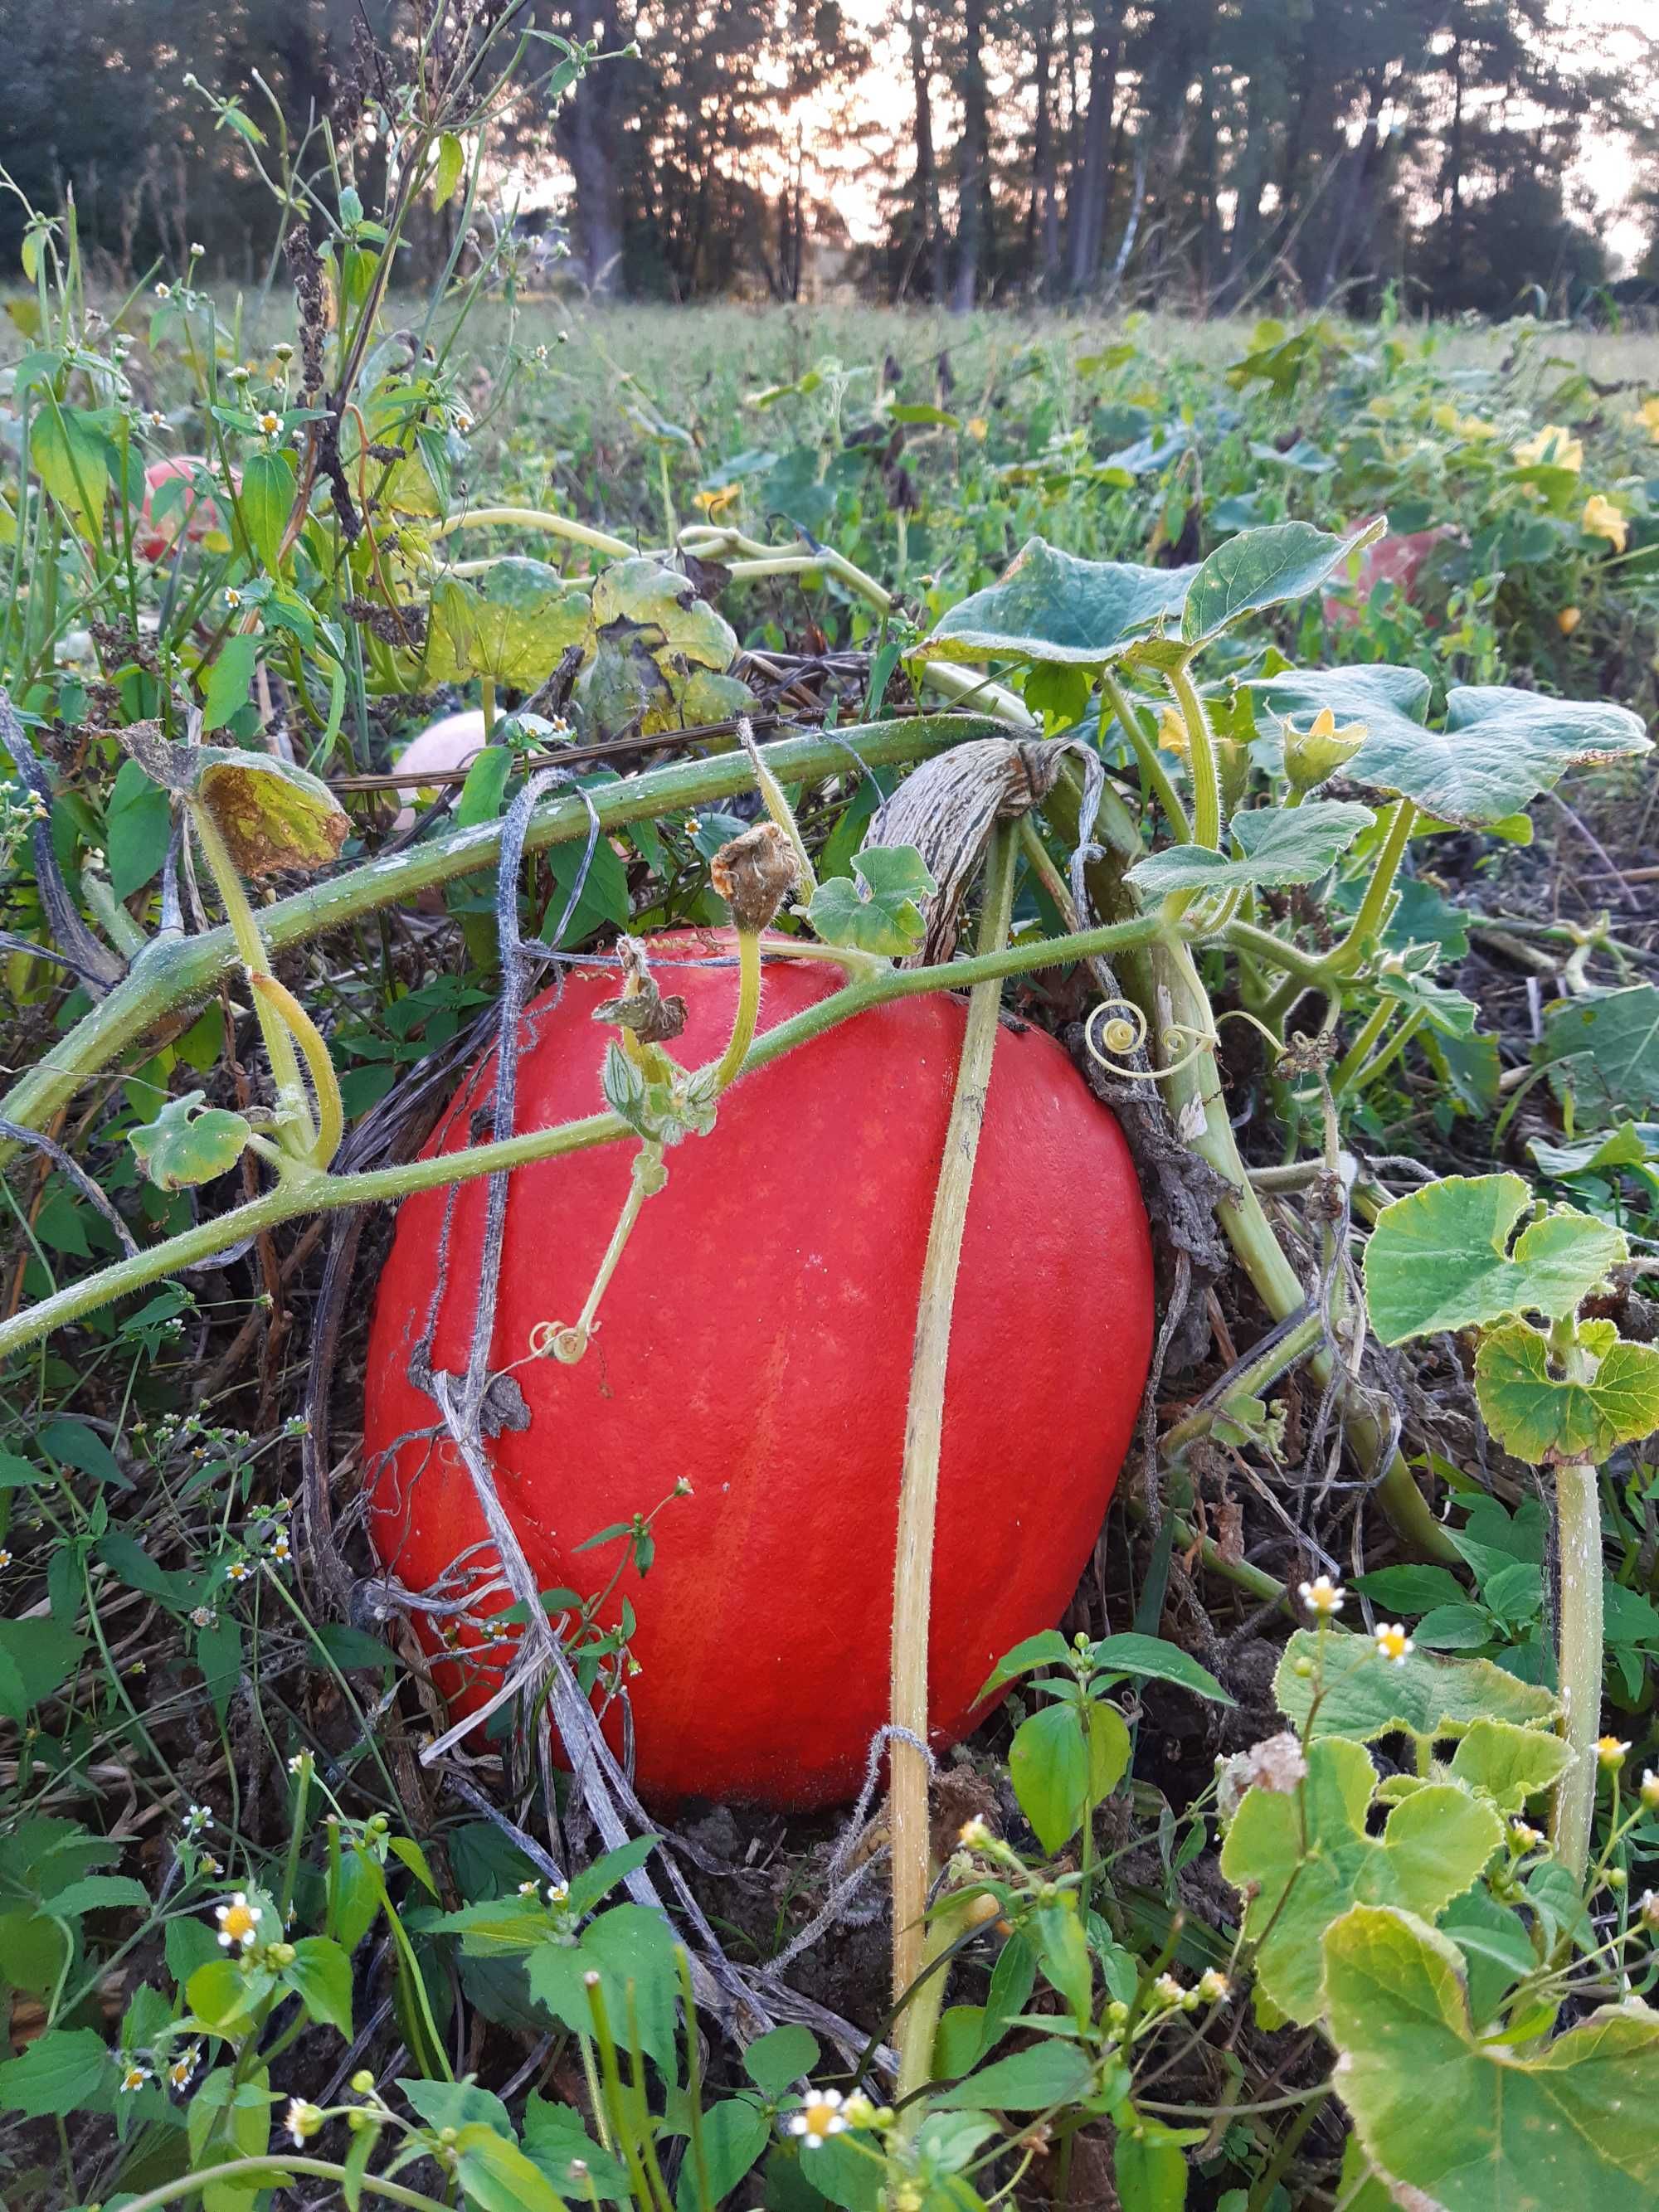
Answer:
[[428, 560, 592, 688], [1444, 1718, 1572, 1814], [1473, 1321, 1659, 1465], [1326, 1905, 1659, 2210], [1272, 1629, 1559, 1745], [1180, 518, 1384, 644], [1542, 986, 1659, 1121], [118, 726, 348, 878], [1362, 1173, 1625, 1344], [1126, 800, 1374, 897], [129, 1091, 253, 1189], [807, 843, 937, 956], [1220, 1735, 1501, 2025], [918, 537, 1194, 665], [1250, 666, 1652, 826]]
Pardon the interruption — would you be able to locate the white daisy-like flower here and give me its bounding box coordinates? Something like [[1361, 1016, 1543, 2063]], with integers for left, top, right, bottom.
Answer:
[[517, 1880, 540, 1898], [270, 1532, 291, 1563], [1196, 1968, 1231, 2005], [788, 2089, 846, 2147], [119, 2058, 151, 2093], [224, 588, 243, 610], [1297, 1574, 1345, 1617], [257, 410, 282, 437], [199, 1852, 222, 1876], [226, 1559, 251, 1583], [1597, 1736, 1630, 1771], [1641, 1768, 1659, 1811], [1374, 1623, 1413, 1666], [0, 1549, 12, 1570], [168, 2044, 201, 2090], [1510, 1820, 1544, 1853], [187, 1803, 213, 1830], [215, 1892, 261, 1950], [285, 2098, 323, 2144], [154, 283, 172, 300], [546, 1880, 570, 1907], [148, 409, 168, 428], [1151, 1972, 1185, 2009]]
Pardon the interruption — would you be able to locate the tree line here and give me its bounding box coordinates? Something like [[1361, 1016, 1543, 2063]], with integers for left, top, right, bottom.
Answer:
[[3, 0, 1657, 316]]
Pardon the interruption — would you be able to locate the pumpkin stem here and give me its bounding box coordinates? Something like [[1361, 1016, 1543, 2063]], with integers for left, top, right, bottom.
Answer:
[[889, 822, 1019, 2051]]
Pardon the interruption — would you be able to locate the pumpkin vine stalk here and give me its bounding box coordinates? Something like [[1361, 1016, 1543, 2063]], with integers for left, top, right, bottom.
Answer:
[[1546, 1315, 1607, 1885]]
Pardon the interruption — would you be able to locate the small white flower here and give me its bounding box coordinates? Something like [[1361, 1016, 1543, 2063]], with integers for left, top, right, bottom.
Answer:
[[788, 2089, 846, 2147], [258, 410, 282, 437], [1639, 1889, 1659, 1932], [1151, 1971, 1185, 2009], [270, 1532, 291, 1564], [1374, 1623, 1413, 1666], [546, 1880, 570, 1907], [285, 2097, 323, 2145], [187, 1803, 213, 1831], [153, 283, 172, 300], [191, 1606, 216, 1628], [1641, 1768, 1659, 1811], [1510, 1820, 1544, 1853], [147, 409, 168, 428], [517, 1880, 540, 1897], [287, 1752, 309, 1777], [215, 1892, 261, 1950], [168, 2044, 201, 2090], [199, 1853, 222, 1876], [1196, 1968, 1231, 2005], [0, 1548, 12, 1570], [1297, 1574, 1345, 1617], [224, 588, 243, 610], [1597, 1736, 1631, 1771], [226, 1559, 251, 1583], [118, 2058, 151, 2093]]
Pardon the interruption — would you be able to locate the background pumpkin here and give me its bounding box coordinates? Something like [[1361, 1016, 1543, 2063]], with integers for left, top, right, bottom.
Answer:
[[362, 930, 1154, 1808]]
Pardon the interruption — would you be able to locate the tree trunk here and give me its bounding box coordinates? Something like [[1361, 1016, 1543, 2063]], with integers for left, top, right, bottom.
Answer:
[[952, 0, 989, 310], [560, 11, 630, 295], [1031, 0, 1062, 290], [906, 4, 947, 301], [1068, 3, 1120, 295]]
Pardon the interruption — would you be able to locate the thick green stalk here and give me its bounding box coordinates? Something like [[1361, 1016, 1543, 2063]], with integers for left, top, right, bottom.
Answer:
[[0, 716, 994, 1159], [1325, 798, 1418, 976], [114, 2161, 455, 2212], [1102, 669, 1189, 843], [1165, 657, 1223, 853], [0, 908, 1168, 1363], [711, 928, 763, 1091], [1549, 1318, 1607, 1883], [190, 800, 314, 1157], [891, 828, 1019, 2024]]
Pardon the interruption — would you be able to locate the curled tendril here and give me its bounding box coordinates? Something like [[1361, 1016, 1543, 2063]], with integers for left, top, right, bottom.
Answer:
[[1086, 999, 1290, 1085], [528, 1319, 590, 1365], [1083, 999, 1149, 1065]]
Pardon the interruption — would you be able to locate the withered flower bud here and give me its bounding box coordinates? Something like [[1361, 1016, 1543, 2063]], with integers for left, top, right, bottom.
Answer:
[[710, 822, 800, 933], [591, 934, 688, 1044]]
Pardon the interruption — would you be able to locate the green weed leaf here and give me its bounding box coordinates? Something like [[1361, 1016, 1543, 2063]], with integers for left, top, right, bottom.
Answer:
[[1363, 1173, 1624, 1344]]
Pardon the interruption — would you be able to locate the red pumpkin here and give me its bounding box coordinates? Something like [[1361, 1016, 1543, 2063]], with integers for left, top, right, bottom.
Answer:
[[362, 930, 1154, 1808], [135, 456, 230, 563]]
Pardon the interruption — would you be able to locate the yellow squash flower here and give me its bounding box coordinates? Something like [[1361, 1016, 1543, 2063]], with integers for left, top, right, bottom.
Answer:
[[1636, 396, 1659, 443], [1581, 494, 1627, 553], [1513, 425, 1584, 471]]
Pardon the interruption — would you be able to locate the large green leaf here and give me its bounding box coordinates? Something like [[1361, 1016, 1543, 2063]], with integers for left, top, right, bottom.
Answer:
[[1180, 518, 1383, 644], [1220, 1735, 1501, 2025], [31, 406, 109, 541], [0, 2026, 114, 2117], [1326, 1905, 1659, 2210], [119, 726, 348, 878], [1474, 1320, 1659, 1465], [1009, 1700, 1130, 1855], [1543, 986, 1659, 1120], [1272, 1629, 1558, 1745], [428, 559, 592, 688], [1251, 667, 1652, 826], [1126, 800, 1374, 897], [918, 537, 1194, 665], [1363, 1174, 1624, 1344]]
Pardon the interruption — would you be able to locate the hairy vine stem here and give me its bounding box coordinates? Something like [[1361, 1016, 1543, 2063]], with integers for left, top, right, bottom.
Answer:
[[890, 824, 1018, 2043]]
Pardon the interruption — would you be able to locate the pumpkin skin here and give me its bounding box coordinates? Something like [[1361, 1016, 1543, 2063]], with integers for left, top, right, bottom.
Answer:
[[362, 930, 1154, 1809], [136, 457, 230, 564]]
